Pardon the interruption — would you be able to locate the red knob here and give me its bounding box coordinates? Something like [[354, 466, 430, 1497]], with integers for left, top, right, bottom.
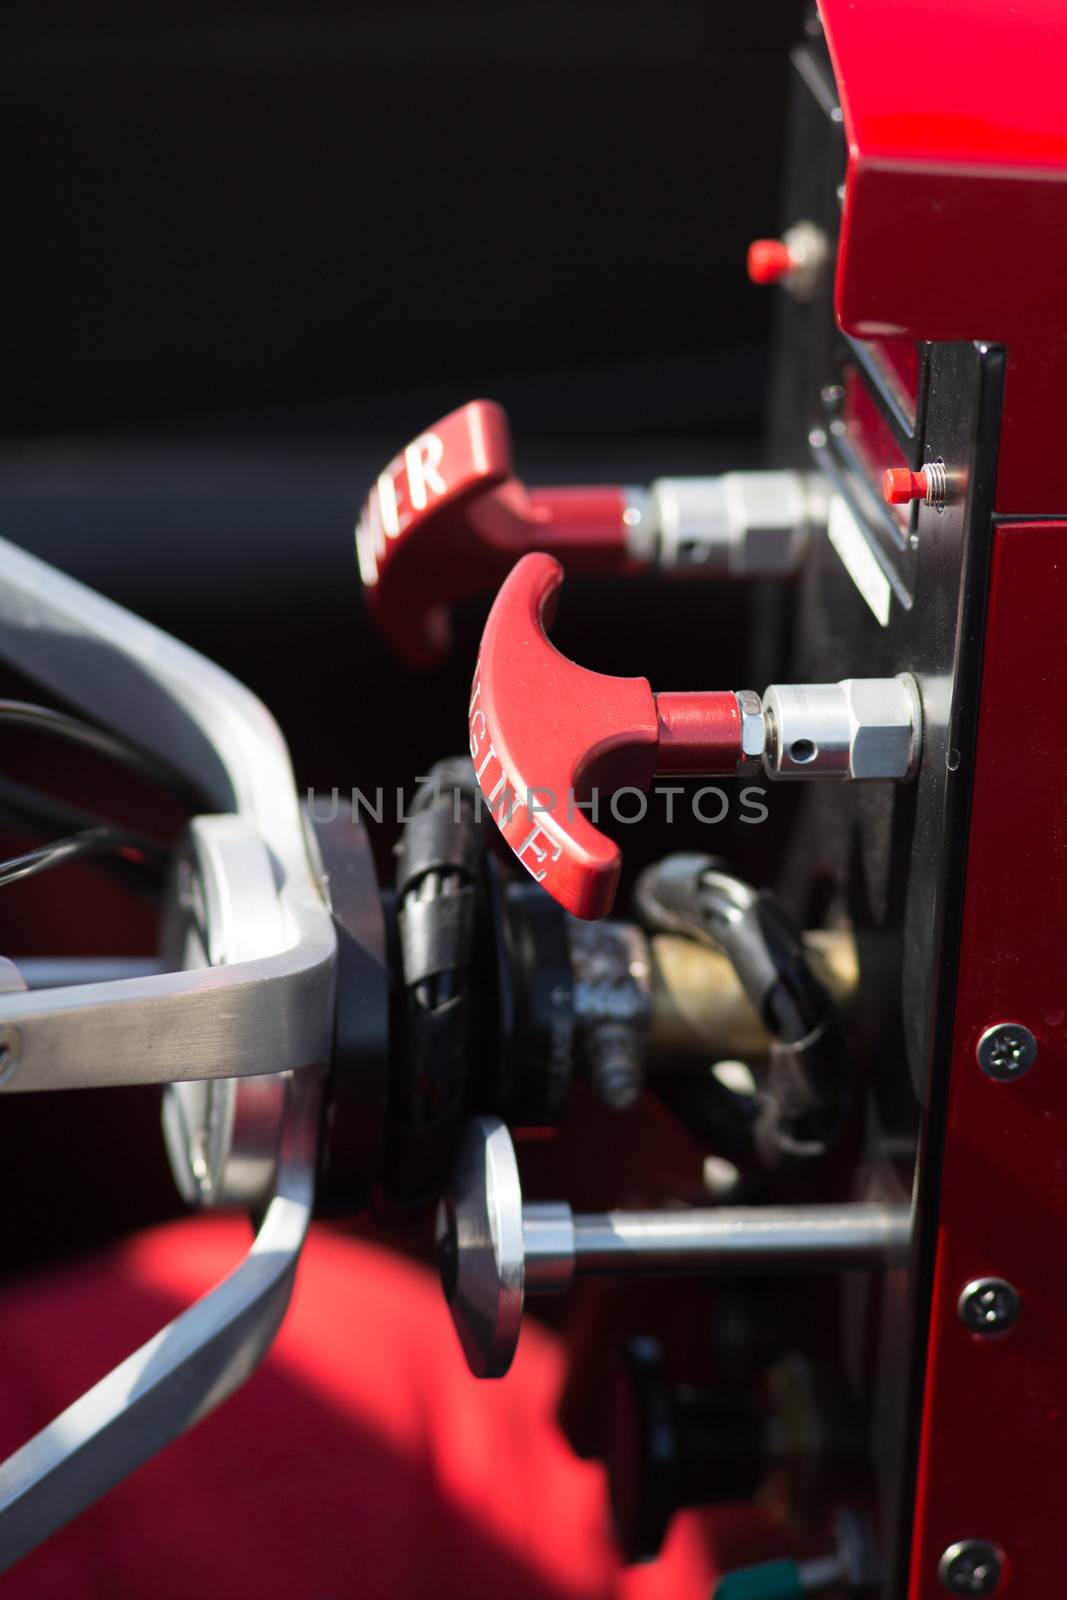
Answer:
[[882, 467, 929, 506], [746, 238, 795, 286], [469, 553, 744, 919], [356, 400, 634, 668]]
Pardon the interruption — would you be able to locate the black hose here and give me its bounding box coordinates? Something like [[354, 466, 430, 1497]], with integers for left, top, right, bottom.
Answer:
[[385, 757, 486, 1206]]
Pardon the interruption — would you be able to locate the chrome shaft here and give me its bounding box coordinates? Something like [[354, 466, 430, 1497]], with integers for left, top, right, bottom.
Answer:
[[524, 1201, 910, 1292]]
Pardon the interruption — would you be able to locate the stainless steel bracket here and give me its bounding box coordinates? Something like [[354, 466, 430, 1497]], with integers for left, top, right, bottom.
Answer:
[[0, 535, 335, 1092], [0, 535, 337, 1566]]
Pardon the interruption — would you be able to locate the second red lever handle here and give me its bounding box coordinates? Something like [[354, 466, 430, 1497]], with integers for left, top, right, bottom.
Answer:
[[468, 553, 745, 919]]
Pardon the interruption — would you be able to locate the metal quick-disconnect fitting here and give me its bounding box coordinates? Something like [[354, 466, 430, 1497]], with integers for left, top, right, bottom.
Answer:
[[644, 471, 820, 577], [762, 675, 921, 781]]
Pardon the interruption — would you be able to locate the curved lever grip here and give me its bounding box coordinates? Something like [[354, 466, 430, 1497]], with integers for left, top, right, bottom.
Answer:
[[469, 553, 743, 919], [0, 527, 338, 1564], [356, 400, 633, 667], [0, 1066, 320, 1570]]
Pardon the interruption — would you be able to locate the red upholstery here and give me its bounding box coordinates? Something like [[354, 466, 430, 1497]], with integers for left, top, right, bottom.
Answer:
[[0, 1220, 795, 1597]]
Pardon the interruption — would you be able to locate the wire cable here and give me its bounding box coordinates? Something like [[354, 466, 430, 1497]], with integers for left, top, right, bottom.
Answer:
[[0, 699, 204, 808], [0, 773, 129, 839], [0, 776, 169, 898], [0, 828, 169, 892]]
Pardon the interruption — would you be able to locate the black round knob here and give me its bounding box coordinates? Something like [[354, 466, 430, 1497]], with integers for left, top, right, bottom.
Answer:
[[606, 1336, 771, 1563]]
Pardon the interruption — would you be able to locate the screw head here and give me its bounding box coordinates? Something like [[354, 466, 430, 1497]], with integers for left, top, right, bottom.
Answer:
[[938, 1540, 1003, 1594], [976, 1022, 1037, 1082], [958, 1277, 1021, 1336]]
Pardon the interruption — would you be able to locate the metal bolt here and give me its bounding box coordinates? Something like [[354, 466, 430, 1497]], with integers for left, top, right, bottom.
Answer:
[[924, 458, 949, 510], [569, 921, 650, 1111], [736, 689, 766, 768], [958, 1278, 1020, 1336], [938, 1540, 1003, 1594], [976, 1022, 1037, 1082], [586, 1022, 643, 1110]]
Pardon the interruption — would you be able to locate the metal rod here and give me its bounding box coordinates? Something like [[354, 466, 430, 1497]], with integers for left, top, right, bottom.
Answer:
[[524, 1201, 910, 1290]]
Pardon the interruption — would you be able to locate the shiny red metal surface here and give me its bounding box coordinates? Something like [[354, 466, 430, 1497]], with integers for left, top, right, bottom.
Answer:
[[356, 400, 633, 667], [819, 0, 1067, 515], [655, 692, 742, 776], [469, 554, 741, 919], [907, 523, 1067, 1596]]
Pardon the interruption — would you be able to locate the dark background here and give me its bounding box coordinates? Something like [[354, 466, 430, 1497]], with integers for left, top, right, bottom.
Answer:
[[1, 0, 805, 1261], [6, 2, 801, 440]]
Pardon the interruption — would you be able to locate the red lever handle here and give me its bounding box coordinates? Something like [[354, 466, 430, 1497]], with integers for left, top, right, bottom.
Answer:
[[469, 553, 743, 919], [356, 400, 634, 668]]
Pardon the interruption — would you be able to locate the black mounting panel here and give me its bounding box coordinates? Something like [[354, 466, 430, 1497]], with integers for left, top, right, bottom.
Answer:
[[762, 21, 1002, 1589]]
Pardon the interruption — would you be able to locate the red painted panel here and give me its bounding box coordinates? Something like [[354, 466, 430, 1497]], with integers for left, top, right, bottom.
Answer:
[[819, 0, 1067, 173], [818, 0, 1067, 516], [907, 522, 1067, 1595]]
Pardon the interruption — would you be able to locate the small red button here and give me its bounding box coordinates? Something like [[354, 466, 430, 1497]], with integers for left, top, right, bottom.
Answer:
[[883, 467, 929, 506], [746, 239, 794, 285]]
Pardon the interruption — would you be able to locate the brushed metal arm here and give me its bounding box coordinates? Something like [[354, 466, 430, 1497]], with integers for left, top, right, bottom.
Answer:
[[0, 1064, 321, 1570], [0, 534, 335, 1091], [0, 534, 339, 1565]]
